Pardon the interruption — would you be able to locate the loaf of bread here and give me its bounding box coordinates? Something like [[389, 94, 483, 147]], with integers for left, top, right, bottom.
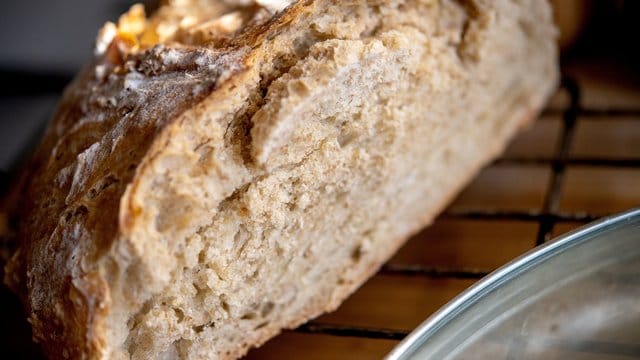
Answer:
[[2, 0, 557, 358]]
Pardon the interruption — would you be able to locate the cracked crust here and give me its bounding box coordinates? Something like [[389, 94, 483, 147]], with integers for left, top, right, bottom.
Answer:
[[3, 2, 305, 358], [3, 0, 558, 359]]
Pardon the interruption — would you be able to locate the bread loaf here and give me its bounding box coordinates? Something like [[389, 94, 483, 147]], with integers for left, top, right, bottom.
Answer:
[[2, 0, 558, 358]]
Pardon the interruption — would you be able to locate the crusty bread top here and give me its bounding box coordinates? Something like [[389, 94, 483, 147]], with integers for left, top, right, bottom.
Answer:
[[3, 1, 304, 357]]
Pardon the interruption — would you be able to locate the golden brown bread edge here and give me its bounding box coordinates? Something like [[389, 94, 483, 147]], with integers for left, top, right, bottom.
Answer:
[[1, 0, 558, 358], [2, 3, 292, 357]]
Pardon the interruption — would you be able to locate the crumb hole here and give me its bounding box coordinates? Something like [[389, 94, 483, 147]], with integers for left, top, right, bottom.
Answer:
[[193, 322, 214, 333], [194, 283, 207, 301], [250, 268, 260, 280], [302, 245, 312, 259], [351, 245, 363, 262], [260, 302, 275, 318], [221, 298, 230, 314], [275, 243, 284, 257], [337, 131, 358, 148], [323, 115, 337, 125], [173, 307, 185, 322], [240, 313, 256, 320]]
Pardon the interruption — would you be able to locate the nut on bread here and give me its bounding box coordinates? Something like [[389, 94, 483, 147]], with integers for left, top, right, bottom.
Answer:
[[2, 0, 558, 358]]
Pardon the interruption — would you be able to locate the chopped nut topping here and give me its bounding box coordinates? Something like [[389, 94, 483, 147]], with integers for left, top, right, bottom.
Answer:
[[94, 0, 293, 56]]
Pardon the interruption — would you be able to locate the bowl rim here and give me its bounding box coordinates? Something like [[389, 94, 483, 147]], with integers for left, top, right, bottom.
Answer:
[[385, 207, 640, 360]]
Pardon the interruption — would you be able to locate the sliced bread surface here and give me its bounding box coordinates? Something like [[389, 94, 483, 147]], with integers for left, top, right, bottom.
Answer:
[[3, 0, 558, 358]]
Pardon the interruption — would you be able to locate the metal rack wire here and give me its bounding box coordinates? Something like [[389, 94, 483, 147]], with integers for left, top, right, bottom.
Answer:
[[290, 75, 640, 342]]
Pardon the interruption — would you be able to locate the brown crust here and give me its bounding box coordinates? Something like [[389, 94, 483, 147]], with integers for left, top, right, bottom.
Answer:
[[2, 3, 311, 358]]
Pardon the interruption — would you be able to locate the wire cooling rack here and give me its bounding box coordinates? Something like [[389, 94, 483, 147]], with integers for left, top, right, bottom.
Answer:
[[1, 61, 639, 358], [248, 62, 640, 358], [284, 78, 634, 325]]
